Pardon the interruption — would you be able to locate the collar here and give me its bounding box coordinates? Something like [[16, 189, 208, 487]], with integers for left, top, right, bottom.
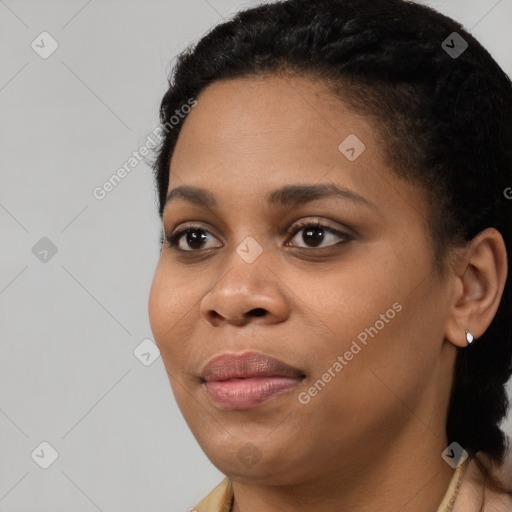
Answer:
[[193, 477, 233, 512], [192, 456, 478, 512], [436, 456, 470, 512]]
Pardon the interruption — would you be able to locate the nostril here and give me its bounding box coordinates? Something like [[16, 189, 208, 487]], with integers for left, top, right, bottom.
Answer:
[[250, 308, 266, 317]]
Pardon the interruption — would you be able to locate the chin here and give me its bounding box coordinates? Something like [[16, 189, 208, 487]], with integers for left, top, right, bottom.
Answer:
[[199, 435, 305, 484]]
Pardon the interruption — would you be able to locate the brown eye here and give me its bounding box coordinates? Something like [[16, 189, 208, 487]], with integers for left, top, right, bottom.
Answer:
[[286, 220, 352, 249], [166, 225, 221, 252], [164, 219, 352, 254]]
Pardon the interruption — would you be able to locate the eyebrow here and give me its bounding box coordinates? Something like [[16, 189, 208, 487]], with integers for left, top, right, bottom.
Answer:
[[164, 183, 376, 211]]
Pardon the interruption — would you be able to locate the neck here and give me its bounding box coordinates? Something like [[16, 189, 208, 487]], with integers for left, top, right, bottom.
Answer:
[[230, 422, 457, 512]]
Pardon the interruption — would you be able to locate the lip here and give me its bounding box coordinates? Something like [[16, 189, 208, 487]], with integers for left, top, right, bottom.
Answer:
[[200, 351, 306, 410]]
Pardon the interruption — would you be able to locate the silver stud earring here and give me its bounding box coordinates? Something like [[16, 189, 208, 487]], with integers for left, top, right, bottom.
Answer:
[[465, 329, 474, 345]]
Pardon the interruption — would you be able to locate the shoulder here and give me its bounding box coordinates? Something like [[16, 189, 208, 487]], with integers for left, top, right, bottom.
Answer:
[[481, 480, 512, 511], [453, 455, 512, 512]]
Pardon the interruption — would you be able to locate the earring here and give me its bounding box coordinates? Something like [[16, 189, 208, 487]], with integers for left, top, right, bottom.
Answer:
[[465, 329, 474, 345]]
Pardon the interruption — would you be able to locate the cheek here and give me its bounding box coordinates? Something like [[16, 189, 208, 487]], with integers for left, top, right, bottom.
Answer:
[[148, 259, 210, 376], [148, 262, 188, 358], [291, 253, 430, 388], [148, 263, 169, 344], [289, 261, 400, 347]]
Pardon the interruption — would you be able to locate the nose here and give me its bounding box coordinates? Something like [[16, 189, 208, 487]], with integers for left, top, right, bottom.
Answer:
[[199, 260, 290, 328]]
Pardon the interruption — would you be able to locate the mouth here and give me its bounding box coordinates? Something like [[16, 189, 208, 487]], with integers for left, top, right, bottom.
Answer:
[[200, 351, 306, 410]]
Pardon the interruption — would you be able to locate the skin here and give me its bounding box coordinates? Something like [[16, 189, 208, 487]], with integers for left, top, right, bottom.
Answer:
[[148, 74, 508, 512]]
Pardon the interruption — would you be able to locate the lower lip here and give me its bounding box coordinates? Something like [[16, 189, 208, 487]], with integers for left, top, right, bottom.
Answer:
[[204, 376, 304, 410]]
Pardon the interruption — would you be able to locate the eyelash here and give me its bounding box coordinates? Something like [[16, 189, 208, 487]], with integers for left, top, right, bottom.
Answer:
[[162, 219, 352, 253]]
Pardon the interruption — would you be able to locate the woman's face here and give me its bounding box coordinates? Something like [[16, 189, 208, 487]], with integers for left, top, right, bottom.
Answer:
[[148, 75, 459, 485]]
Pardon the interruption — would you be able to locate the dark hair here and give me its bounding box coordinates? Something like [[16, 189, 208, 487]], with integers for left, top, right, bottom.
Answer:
[[150, 0, 512, 464]]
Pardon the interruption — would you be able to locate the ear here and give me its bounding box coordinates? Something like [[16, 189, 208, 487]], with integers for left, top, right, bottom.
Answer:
[[444, 228, 508, 348]]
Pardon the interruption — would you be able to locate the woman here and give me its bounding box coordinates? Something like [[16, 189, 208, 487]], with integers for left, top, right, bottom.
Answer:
[[147, 0, 512, 510]]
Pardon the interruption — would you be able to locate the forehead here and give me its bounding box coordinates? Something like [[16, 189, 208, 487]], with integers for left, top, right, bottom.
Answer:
[[174, 74, 369, 147], [166, 75, 429, 230], [170, 75, 381, 191]]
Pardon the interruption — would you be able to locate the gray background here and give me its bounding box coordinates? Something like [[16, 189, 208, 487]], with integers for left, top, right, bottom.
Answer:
[[1, 0, 511, 510]]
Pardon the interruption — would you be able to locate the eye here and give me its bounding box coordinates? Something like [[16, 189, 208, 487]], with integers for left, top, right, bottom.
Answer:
[[285, 219, 352, 249], [164, 224, 221, 252], [163, 219, 352, 253]]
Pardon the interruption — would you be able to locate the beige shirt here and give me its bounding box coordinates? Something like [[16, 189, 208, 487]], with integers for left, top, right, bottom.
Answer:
[[192, 454, 512, 512]]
